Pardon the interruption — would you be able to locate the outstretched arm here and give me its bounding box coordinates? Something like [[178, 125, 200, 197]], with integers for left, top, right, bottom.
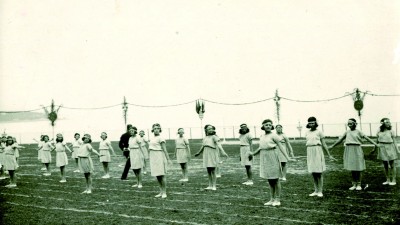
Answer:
[[321, 138, 336, 161]]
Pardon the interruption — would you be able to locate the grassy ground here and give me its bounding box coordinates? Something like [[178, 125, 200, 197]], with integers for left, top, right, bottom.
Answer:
[[1, 139, 399, 224]]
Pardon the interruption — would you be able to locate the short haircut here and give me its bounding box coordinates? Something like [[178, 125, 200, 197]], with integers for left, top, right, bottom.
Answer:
[[261, 119, 274, 130]]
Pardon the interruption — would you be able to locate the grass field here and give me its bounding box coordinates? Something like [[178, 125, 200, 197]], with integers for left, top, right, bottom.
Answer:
[[1, 139, 399, 225]]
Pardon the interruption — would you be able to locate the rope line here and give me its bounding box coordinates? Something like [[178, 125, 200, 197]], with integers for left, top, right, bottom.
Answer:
[[1, 91, 398, 113]]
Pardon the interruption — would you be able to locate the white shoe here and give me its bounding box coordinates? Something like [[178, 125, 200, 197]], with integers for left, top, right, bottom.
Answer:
[[59, 180, 67, 183], [138, 184, 143, 189], [264, 200, 274, 206], [86, 190, 92, 194], [5, 184, 17, 188], [204, 187, 212, 190], [272, 201, 281, 206], [317, 193, 323, 197], [211, 187, 217, 191], [102, 175, 110, 179], [389, 182, 397, 186], [182, 178, 189, 182], [161, 194, 167, 198], [82, 190, 88, 194], [382, 181, 390, 185], [242, 181, 249, 185], [355, 185, 362, 191], [349, 185, 356, 190], [216, 175, 221, 178], [73, 169, 80, 173], [143, 171, 147, 175], [132, 184, 138, 187], [245, 181, 254, 186], [41, 168, 47, 171], [155, 193, 162, 198], [0, 176, 8, 180], [280, 178, 287, 181], [309, 192, 318, 197], [43, 173, 51, 176]]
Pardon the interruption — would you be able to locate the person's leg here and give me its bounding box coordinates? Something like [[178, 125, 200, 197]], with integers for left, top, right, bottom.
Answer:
[[389, 160, 396, 184], [75, 158, 79, 171], [265, 179, 275, 205], [210, 167, 217, 190], [382, 161, 390, 184], [281, 162, 287, 180], [8, 170, 15, 186], [245, 165, 253, 183], [60, 166, 66, 181], [87, 173, 93, 193], [133, 169, 142, 187], [309, 173, 318, 196], [317, 173, 324, 196], [45, 163, 50, 175], [121, 155, 130, 180], [83, 173, 90, 193]]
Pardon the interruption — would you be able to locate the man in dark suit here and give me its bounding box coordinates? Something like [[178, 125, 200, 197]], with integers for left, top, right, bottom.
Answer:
[[119, 124, 132, 180]]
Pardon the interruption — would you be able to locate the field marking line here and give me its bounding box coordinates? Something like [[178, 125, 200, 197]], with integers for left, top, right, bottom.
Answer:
[[6, 202, 207, 225], [4, 194, 319, 224]]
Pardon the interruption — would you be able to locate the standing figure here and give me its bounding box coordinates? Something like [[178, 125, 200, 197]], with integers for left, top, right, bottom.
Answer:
[[70, 133, 82, 173], [305, 117, 335, 197], [195, 125, 228, 191], [0, 135, 7, 180], [175, 128, 191, 182], [329, 118, 378, 190], [249, 119, 292, 206], [54, 134, 72, 183], [2, 136, 19, 188], [148, 123, 171, 198], [139, 130, 149, 174], [238, 124, 254, 185], [77, 134, 100, 194], [99, 132, 116, 179], [38, 135, 55, 176], [275, 124, 295, 181], [128, 127, 144, 188], [119, 124, 133, 180], [372, 118, 399, 185], [33, 135, 46, 171]]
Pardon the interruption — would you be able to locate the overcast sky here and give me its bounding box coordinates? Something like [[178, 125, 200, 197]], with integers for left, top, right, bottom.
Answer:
[[1, 0, 399, 135]]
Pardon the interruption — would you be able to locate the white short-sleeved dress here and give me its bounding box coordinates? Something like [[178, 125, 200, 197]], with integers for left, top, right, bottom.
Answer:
[[77, 143, 95, 173], [258, 133, 282, 179], [239, 133, 253, 166], [0, 142, 6, 168], [71, 139, 82, 159], [149, 136, 167, 176], [129, 136, 144, 170], [3, 144, 18, 170], [276, 134, 290, 163], [37, 141, 43, 161], [41, 142, 53, 164], [202, 135, 221, 168], [99, 139, 112, 162], [377, 130, 398, 161], [55, 142, 69, 167], [306, 130, 326, 173], [341, 130, 366, 171], [176, 137, 190, 164]]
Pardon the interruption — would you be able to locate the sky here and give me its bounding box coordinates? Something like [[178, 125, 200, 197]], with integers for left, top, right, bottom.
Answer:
[[0, 1, 399, 140]]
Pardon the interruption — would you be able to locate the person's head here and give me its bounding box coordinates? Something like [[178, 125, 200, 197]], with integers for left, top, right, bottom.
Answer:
[[129, 127, 138, 136], [275, 124, 283, 134], [177, 128, 185, 137], [380, 118, 391, 132], [306, 117, 319, 130], [40, 135, 45, 141], [101, 132, 107, 140], [347, 118, 357, 130], [139, 130, 145, 137], [74, 133, 80, 140], [6, 136, 14, 146], [56, 133, 64, 143], [239, 124, 250, 134], [261, 119, 274, 133], [151, 123, 162, 135], [82, 134, 92, 143], [204, 124, 216, 136], [126, 124, 133, 133], [1, 135, 6, 143], [43, 135, 50, 142]]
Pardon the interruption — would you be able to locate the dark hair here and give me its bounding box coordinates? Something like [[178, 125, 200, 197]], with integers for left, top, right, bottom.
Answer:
[[306, 117, 319, 128], [74, 133, 80, 137], [40, 135, 45, 141], [101, 132, 108, 138], [42, 135, 50, 141], [82, 137, 92, 143], [239, 124, 250, 134], [177, 128, 184, 133], [6, 136, 14, 146], [379, 118, 391, 132], [204, 124, 216, 136], [151, 123, 162, 133], [348, 118, 357, 129], [129, 127, 138, 136], [56, 137, 64, 143], [127, 124, 133, 132], [261, 119, 274, 130]]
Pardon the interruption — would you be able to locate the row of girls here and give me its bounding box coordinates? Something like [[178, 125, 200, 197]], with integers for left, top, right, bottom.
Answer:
[[1, 117, 399, 206]]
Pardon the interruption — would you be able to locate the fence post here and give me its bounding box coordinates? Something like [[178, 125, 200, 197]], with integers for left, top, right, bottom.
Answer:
[[321, 124, 324, 133], [232, 126, 235, 139], [254, 126, 257, 139], [369, 123, 372, 137], [396, 122, 398, 137], [189, 127, 192, 139], [168, 128, 171, 140]]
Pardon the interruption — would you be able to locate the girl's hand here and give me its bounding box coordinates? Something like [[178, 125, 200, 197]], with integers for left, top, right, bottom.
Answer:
[[288, 157, 297, 162], [328, 155, 337, 161], [194, 152, 200, 157], [248, 153, 253, 161], [222, 152, 229, 158]]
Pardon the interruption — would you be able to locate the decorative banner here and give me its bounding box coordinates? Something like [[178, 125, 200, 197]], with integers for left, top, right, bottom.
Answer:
[[274, 89, 281, 124], [42, 99, 61, 127], [196, 99, 205, 120], [122, 96, 128, 126]]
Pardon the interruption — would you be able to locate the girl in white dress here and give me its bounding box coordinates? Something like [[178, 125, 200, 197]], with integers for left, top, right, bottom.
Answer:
[[129, 127, 144, 188], [99, 132, 116, 179], [195, 125, 228, 191], [139, 130, 149, 174], [175, 128, 191, 182], [249, 119, 292, 206], [238, 124, 254, 185], [38, 135, 55, 176], [371, 118, 399, 185], [329, 118, 378, 190], [54, 134, 72, 183], [275, 125, 295, 181], [305, 117, 335, 197], [33, 135, 46, 171], [149, 123, 171, 198], [78, 134, 100, 194], [0, 135, 7, 180], [70, 133, 82, 173], [2, 136, 18, 188]]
